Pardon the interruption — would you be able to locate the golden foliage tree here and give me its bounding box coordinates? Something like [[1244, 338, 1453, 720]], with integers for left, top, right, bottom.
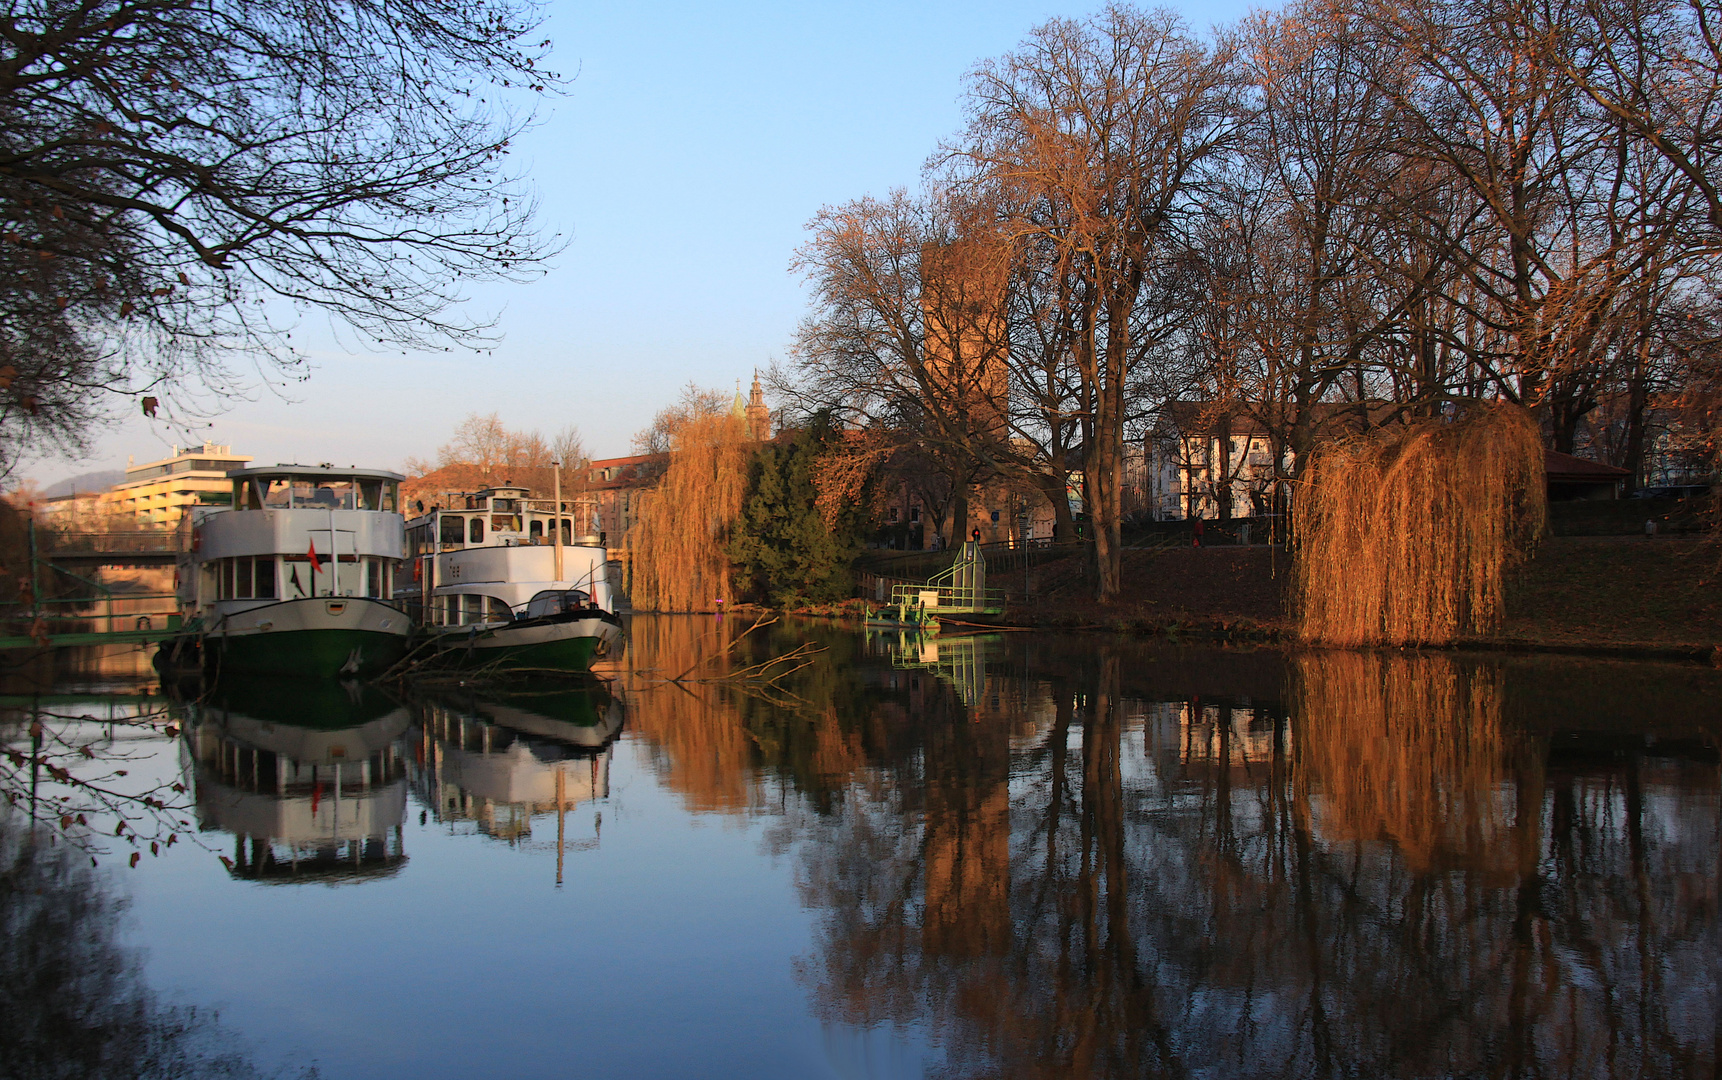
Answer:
[[1294, 404, 1546, 646], [625, 412, 750, 612]]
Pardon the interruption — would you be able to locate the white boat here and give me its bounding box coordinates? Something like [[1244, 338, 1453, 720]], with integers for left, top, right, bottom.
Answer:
[[401, 482, 623, 672], [178, 465, 412, 678]]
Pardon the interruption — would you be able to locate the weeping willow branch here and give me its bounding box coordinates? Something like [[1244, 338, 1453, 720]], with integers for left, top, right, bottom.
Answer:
[[1293, 404, 1546, 646], [626, 412, 752, 612]]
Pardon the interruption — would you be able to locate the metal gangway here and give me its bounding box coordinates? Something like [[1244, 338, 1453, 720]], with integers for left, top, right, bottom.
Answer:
[[879, 540, 1008, 627]]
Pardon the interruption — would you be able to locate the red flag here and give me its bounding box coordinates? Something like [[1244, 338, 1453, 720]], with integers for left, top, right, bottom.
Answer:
[[307, 538, 322, 573]]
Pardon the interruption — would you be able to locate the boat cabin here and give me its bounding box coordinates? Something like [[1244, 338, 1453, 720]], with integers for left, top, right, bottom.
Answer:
[[187, 465, 408, 609], [405, 484, 598, 559], [232, 467, 401, 513]]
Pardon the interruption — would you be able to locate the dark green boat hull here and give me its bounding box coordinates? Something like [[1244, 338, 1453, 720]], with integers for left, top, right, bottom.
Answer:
[[207, 628, 409, 679]]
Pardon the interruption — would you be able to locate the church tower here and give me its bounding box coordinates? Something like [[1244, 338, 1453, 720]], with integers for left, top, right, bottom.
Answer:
[[744, 372, 770, 441]]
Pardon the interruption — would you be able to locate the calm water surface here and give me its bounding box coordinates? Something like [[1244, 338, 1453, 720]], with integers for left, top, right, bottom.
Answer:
[[2, 618, 1718, 1079]]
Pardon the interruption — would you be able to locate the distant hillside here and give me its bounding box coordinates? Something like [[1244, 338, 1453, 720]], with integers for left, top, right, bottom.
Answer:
[[41, 469, 125, 498]]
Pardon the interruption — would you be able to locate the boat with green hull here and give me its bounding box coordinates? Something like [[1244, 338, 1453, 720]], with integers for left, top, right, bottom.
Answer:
[[180, 465, 412, 678], [403, 482, 623, 674]]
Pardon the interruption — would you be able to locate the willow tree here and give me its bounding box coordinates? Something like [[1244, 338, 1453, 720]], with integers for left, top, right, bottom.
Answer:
[[625, 412, 750, 612], [1294, 403, 1546, 645]]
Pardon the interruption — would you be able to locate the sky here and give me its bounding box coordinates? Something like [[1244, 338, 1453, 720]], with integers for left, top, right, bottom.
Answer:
[[29, 0, 1254, 487]]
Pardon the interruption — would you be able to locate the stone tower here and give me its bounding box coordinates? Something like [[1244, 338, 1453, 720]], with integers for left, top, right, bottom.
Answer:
[[744, 372, 770, 441]]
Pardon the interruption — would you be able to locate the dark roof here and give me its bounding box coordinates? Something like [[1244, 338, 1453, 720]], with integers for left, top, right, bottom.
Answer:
[[1545, 449, 1630, 482]]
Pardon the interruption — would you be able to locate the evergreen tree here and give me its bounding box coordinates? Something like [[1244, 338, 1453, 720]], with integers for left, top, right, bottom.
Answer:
[[729, 417, 862, 606]]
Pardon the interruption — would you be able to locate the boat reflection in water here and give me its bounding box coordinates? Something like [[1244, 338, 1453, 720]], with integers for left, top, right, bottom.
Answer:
[[410, 681, 622, 882], [182, 678, 411, 883]]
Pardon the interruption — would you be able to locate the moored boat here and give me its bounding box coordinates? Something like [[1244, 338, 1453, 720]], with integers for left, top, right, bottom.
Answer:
[[402, 482, 623, 672], [180, 465, 412, 678]]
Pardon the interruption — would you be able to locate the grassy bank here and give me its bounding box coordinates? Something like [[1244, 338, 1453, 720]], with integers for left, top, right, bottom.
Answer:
[[964, 535, 1722, 656]]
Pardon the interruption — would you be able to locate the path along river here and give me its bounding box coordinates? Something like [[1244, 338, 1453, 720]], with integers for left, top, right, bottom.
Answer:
[[1, 616, 1718, 1079]]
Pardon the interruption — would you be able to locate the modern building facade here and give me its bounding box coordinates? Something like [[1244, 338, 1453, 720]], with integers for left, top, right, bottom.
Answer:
[[40, 442, 252, 530]]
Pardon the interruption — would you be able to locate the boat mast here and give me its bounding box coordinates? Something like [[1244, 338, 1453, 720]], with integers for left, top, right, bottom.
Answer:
[[553, 458, 565, 584]]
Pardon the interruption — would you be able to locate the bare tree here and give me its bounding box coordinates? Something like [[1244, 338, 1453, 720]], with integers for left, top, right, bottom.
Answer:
[[422, 411, 585, 482], [632, 383, 732, 456], [948, 5, 1242, 598], [0, 0, 563, 468], [790, 190, 1014, 547]]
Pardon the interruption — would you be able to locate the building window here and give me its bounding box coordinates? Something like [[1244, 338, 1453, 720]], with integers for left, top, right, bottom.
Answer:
[[909, 507, 921, 523], [889, 507, 900, 523]]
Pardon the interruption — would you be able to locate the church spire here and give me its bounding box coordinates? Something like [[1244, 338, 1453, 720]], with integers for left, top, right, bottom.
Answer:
[[744, 370, 769, 440]]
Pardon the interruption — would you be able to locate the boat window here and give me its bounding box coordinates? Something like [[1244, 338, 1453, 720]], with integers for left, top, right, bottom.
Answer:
[[218, 557, 277, 600], [260, 479, 294, 508], [469, 517, 484, 544], [366, 558, 382, 598], [529, 519, 543, 540], [491, 514, 521, 533], [254, 557, 277, 599], [524, 589, 592, 619], [440, 515, 465, 545], [560, 519, 572, 545], [486, 596, 514, 622], [233, 480, 267, 510], [382, 482, 398, 512], [358, 479, 383, 511], [461, 594, 484, 624], [525, 590, 562, 618]]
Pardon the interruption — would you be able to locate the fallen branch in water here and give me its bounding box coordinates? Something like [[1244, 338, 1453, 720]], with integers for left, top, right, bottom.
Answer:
[[671, 612, 779, 681]]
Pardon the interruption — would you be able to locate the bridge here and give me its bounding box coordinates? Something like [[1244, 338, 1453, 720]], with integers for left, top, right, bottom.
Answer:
[[0, 529, 184, 649], [42, 531, 181, 567]]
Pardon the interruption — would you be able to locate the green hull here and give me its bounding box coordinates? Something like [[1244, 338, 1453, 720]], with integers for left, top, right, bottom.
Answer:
[[207, 628, 409, 679], [444, 633, 601, 672]]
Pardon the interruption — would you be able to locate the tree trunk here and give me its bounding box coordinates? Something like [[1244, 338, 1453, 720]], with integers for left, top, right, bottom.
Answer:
[[1620, 336, 1653, 494], [1035, 472, 1075, 542], [1089, 364, 1125, 601]]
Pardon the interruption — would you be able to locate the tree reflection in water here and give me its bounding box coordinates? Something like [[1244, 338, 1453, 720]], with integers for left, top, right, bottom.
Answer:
[[625, 624, 1720, 1080], [0, 809, 317, 1079]]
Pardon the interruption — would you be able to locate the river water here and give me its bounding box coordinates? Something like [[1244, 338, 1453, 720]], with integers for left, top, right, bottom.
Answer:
[[1, 617, 1718, 1079]]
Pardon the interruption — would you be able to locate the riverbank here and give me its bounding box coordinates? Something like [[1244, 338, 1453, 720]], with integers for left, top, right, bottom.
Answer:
[[966, 535, 1722, 658]]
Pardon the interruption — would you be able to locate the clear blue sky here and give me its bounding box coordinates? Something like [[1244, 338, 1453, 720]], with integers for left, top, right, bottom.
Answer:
[[31, 0, 1253, 486]]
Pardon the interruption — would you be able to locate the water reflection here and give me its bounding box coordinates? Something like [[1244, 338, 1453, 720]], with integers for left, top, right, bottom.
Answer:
[[10, 624, 1717, 1078], [410, 682, 620, 879], [185, 679, 411, 883], [788, 643, 1722, 1078], [0, 805, 318, 1078], [605, 622, 1721, 1079]]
